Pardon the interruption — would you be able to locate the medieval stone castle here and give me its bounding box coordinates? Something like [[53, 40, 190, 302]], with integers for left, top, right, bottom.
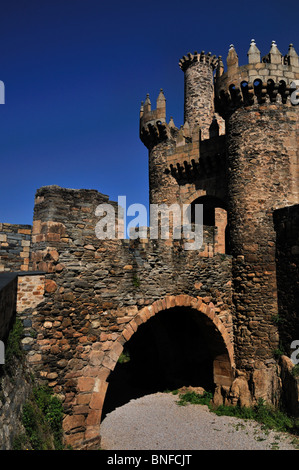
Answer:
[[0, 39, 298, 450]]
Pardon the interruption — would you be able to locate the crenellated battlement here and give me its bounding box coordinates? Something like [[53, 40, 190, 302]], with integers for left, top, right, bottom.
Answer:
[[215, 40, 299, 117], [179, 51, 219, 72], [140, 89, 166, 127], [139, 89, 170, 149], [139, 88, 199, 150]]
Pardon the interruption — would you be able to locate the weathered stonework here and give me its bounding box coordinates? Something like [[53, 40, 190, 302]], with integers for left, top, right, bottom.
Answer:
[[0, 39, 299, 449], [17, 274, 45, 313], [0, 223, 32, 272]]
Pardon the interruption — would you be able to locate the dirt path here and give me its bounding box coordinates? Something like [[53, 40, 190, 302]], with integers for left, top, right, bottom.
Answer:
[[100, 392, 298, 451]]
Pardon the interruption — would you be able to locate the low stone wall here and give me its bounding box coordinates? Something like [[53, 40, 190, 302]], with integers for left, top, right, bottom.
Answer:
[[0, 224, 32, 272]]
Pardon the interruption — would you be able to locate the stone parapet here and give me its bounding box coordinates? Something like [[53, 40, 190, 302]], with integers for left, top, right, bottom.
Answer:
[[215, 41, 299, 117], [178, 51, 218, 72]]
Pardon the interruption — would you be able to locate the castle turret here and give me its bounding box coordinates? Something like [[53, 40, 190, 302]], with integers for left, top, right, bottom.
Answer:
[[179, 51, 218, 139], [139, 50, 228, 254], [215, 40, 299, 376]]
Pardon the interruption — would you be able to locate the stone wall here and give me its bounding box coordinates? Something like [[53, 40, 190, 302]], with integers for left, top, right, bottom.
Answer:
[[21, 184, 234, 448], [0, 223, 32, 272]]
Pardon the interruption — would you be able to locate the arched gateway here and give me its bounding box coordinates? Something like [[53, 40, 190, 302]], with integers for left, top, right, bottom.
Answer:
[[66, 294, 234, 450]]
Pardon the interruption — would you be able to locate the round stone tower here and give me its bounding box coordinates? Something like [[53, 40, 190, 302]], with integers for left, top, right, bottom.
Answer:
[[179, 51, 218, 139], [139, 52, 220, 209], [215, 41, 299, 394]]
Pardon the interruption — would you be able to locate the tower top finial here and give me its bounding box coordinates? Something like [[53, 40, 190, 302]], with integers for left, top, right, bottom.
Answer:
[[156, 88, 166, 114], [247, 38, 260, 64], [286, 43, 299, 66], [269, 40, 282, 64], [227, 44, 238, 70]]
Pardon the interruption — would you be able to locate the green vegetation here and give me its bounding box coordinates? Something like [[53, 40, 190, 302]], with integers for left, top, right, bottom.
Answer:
[[214, 399, 298, 435], [176, 391, 213, 407], [13, 385, 64, 450], [1, 317, 65, 450], [271, 314, 285, 325], [4, 317, 24, 369], [273, 346, 285, 359], [172, 390, 299, 442], [292, 364, 299, 378], [132, 274, 140, 288], [118, 350, 131, 364]]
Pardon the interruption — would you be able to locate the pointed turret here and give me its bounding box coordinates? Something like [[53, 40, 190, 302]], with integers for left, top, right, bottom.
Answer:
[[144, 93, 151, 114], [247, 39, 260, 64], [168, 116, 176, 129], [216, 56, 224, 78], [156, 89, 166, 121], [182, 120, 190, 139], [226, 45, 239, 77], [140, 101, 144, 119], [269, 40, 282, 64], [286, 43, 299, 67]]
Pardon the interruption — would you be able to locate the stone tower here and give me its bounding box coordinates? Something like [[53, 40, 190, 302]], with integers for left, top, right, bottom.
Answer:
[[140, 39, 299, 404], [215, 40, 299, 386], [140, 51, 228, 254]]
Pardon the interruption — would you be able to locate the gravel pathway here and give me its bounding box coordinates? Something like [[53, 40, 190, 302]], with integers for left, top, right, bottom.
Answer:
[[100, 392, 298, 451]]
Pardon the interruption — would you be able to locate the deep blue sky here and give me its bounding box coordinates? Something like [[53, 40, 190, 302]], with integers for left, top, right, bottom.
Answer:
[[0, 0, 298, 225]]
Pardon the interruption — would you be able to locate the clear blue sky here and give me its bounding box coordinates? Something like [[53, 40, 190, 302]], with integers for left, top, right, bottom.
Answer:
[[0, 0, 298, 225]]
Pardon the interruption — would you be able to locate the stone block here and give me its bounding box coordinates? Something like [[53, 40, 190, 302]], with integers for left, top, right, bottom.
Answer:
[[63, 414, 85, 433], [77, 377, 95, 393]]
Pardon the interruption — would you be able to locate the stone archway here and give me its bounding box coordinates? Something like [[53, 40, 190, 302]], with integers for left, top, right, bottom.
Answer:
[[64, 294, 234, 450]]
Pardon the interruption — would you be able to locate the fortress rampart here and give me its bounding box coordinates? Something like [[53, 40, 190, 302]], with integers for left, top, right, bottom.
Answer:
[[0, 39, 299, 450]]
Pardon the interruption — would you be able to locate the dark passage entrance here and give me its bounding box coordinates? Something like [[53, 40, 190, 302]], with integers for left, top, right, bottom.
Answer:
[[101, 306, 226, 421]]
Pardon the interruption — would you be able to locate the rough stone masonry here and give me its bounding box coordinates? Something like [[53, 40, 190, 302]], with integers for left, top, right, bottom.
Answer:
[[0, 39, 299, 450]]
